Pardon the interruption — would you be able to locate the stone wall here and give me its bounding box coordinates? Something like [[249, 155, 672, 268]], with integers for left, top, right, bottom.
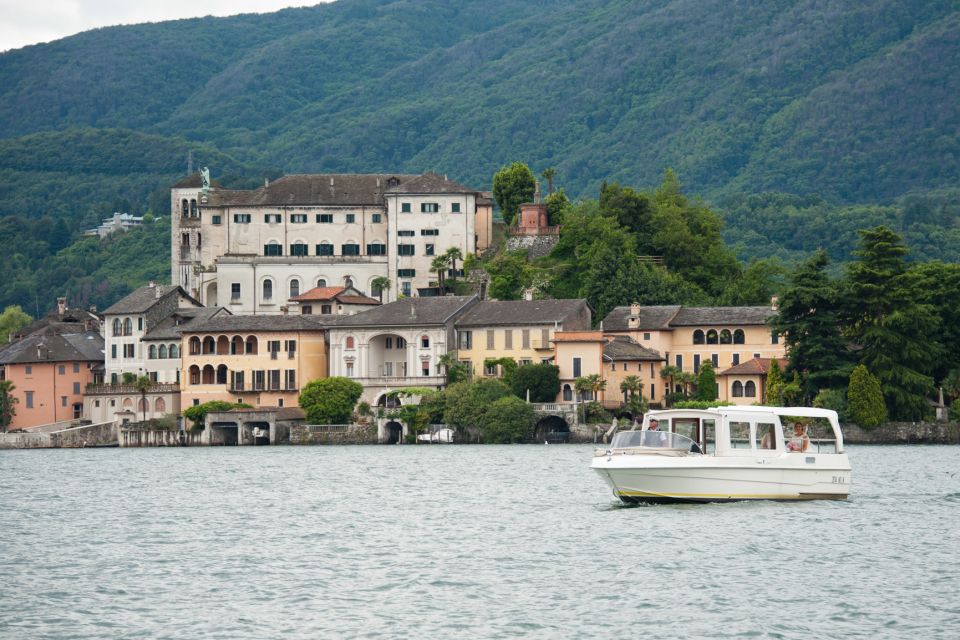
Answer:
[[50, 421, 118, 447], [120, 429, 203, 447], [504, 235, 559, 260], [841, 421, 960, 445], [0, 432, 52, 449], [290, 424, 378, 445]]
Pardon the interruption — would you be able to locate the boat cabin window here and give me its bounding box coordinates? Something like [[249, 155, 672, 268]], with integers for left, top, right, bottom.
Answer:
[[703, 419, 716, 454], [673, 418, 698, 443], [729, 421, 751, 448], [756, 422, 778, 450]]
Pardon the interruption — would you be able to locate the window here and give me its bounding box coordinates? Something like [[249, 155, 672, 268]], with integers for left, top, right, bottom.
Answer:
[[693, 330, 705, 344], [253, 370, 265, 391], [745, 381, 757, 397], [397, 337, 407, 349], [573, 357, 582, 378], [732, 353, 740, 366], [421, 202, 439, 213], [268, 370, 281, 391], [301, 305, 313, 315], [707, 330, 719, 344], [346, 214, 355, 224], [212, 215, 222, 225], [317, 243, 334, 256], [732, 381, 744, 397], [346, 361, 355, 377], [262, 279, 274, 300], [290, 243, 308, 257], [458, 331, 472, 349], [265, 214, 281, 223], [59, 365, 65, 375], [675, 354, 683, 369], [504, 330, 513, 349], [73, 382, 80, 394], [231, 283, 241, 301], [289, 279, 301, 298], [734, 329, 745, 344], [650, 384, 655, 399], [425, 244, 435, 256], [321, 304, 332, 314], [712, 354, 719, 367], [264, 243, 282, 256], [401, 202, 411, 213], [398, 244, 415, 256], [643, 332, 651, 341], [148, 345, 157, 359], [720, 329, 732, 344], [401, 282, 411, 296], [522, 330, 530, 349], [159, 344, 168, 359], [694, 354, 701, 374], [123, 318, 132, 335], [367, 243, 386, 255], [317, 279, 327, 287], [112, 319, 122, 336], [317, 214, 333, 223], [486, 330, 495, 350], [285, 340, 297, 357], [25, 391, 33, 408], [563, 385, 572, 401], [421, 229, 439, 236], [451, 202, 461, 213], [111, 345, 117, 359], [73, 363, 80, 373], [345, 337, 355, 349], [485, 363, 497, 376], [291, 214, 307, 223], [771, 330, 780, 344], [754, 353, 761, 359], [398, 230, 415, 237], [123, 344, 135, 358], [341, 243, 360, 256], [138, 318, 143, 331], [398, 269, 416, 278], [285, 370, 296, 390], [233, 213, 251, 223], [372, 213, 382, 223], [422, 362, 430, 376], [421, 336, 430, 348]]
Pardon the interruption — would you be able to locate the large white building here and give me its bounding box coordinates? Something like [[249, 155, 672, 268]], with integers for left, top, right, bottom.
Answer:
[[171, 171, 493, 313]]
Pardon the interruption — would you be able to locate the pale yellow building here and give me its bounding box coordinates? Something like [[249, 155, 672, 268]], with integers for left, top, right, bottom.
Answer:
[[180, 315, 330, 409], [552, 331, 607, 404]]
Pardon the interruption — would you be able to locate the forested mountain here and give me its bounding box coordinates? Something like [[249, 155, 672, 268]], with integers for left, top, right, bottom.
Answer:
[[0, 0, 959, 315]]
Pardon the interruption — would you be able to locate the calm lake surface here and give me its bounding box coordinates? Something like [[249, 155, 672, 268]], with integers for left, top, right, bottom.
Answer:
[[1, 445, 958, 639]]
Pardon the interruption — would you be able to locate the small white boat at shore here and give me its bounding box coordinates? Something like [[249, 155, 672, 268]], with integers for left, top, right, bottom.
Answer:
[[417, 428, 455, 444], [591, 406, 851, 503]]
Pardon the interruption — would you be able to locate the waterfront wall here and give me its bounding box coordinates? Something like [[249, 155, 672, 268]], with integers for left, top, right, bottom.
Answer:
[[0, 431, 52, 449], [842, 421, 960, 445], [50, 421, 118, 447], [120, 430, 203, 447], [290, 424, 378, 445]]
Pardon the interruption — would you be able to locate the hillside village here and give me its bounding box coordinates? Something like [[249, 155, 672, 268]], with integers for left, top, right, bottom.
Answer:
[[0, 170, 788, 445]]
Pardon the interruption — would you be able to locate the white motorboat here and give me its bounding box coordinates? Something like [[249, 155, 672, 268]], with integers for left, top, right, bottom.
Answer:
[[591, 406, 851, 503]]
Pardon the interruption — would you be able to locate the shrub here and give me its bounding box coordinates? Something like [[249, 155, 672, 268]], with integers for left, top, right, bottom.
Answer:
[[672, 400, 734, 409], [478, 396, 535, 443], [444, 378, 512, 430], [813, 388, 849, 422], [847, 365, 887, 429], [299, 377, 364, 424], [509, 363, 560, 402], [182, 400, 253, 428], [695, 361, 718, 401]]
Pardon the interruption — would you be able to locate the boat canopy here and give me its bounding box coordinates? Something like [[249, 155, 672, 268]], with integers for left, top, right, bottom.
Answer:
[[711, 406, 844, 453]]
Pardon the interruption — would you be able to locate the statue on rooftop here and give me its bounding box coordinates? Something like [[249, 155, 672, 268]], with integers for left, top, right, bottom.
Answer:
[[200, 167, 210, 192]]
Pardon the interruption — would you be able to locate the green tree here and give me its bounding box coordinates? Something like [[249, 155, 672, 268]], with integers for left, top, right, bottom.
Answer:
[[182, 400, 253, 430], [134, 375, 152, 423], [0, 380, 17, 432], [430, 254, 449, 294], [695, 361, 718, 401], [765, 360, 785, 405], [0, 305, 32, 345], [299, 377, 364, 424], [478, 396, 535, 443], [847, 364, 887, 429], [599, 181, 654, 241], [371, 276, 391, 303], [444, 378, 512, 432], [541, 167, 556, 196], [444, 247, 463, 286], [544, 188, 570, 226], [772, 250, 853, 397], [493, 162, 536, 225], [438, 352, 469, 385], [510, 363, 560, 402]]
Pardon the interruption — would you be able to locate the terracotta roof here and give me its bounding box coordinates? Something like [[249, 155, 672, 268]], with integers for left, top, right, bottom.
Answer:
[[202, 174, 421, 207], [0, 331, 104, 365], [384, 172, 477, 195], [603, 306, 681, 331], [455, 299, 590, 327], [102, 285, 200, 315], [291, 286, 347, 301], [333, 296, 477, 328], [603, 336, 663, 361], [552, 331, 604, 342], [719, 357, 789, 376]]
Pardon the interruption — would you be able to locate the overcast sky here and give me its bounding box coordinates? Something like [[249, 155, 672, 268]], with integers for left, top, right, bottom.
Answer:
[[0, 1, 326, 52]]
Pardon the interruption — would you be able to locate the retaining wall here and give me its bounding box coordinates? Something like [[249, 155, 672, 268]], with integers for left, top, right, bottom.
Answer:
[[841, 421, 960, 445], [290, 424, 378, 445]]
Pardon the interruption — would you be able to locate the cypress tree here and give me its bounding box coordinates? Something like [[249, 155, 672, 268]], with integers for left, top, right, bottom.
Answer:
[[847, 365, 887, 429], [696, 360, 718, 401], [765, 359, 785, 405]]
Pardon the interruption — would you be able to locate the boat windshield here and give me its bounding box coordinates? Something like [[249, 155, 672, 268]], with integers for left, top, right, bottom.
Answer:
[[610, 430, 700, 451]]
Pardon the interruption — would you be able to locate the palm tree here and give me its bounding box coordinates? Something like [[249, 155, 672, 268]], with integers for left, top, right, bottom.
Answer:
[[444, 247, 463, 287], [541, 167, 556, 196], [620, 375, 642, 403], [371, 276, 391, 303], [659, 365, 681, 406], [430, 254, 449, 294], [134, 375, 152, 423]]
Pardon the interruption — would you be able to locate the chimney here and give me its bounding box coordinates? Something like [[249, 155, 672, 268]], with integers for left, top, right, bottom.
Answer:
[[410, 304, 416, 319], [330, 177, 335, 186], [155, 285, 162, 299], [57, 297, 67, 317], [523, 288, 534, 301], [89, 305, 97, 314], [265, 177, 270, 188], [771, 295, 779, 311], [628, 302, 641, 329]]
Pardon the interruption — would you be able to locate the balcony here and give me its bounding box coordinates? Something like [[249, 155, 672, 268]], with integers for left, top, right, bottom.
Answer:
[[218, 254, 388, 265], [180, 217, 201, 228], [85, 383, 180, 395], [353, 375, 446, 387], [530, 339, 554, 350]]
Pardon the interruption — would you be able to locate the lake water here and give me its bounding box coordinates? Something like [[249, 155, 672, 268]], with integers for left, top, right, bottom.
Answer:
[[1, 445, 958, 639]]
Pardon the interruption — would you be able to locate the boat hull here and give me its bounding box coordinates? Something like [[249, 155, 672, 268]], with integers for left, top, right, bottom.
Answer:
[[592, 455, 851, 503]]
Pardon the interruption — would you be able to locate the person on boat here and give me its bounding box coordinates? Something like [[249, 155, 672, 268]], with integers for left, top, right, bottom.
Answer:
[[645, 418, 667, 447], [760, 425, 775, 449], [786, 422, 810, 452]]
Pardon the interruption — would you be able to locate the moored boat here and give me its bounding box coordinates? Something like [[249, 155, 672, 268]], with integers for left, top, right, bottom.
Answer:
[[591, 406, 851, 503]]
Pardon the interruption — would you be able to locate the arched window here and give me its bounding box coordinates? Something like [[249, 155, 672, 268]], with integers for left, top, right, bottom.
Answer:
[[148, 345, 157, 359], [203, 337, 215, 354], [216, 336, 229, 355], [720, 329, 732, 344], [262, 278, 274, 300], [317, 278, 327, 288], [189, 337, 201, 355], [202, 365, 215, 384], [345, 336, 355, 349], [189, 365, 200, 385], [745, 381, 757, 397], [158, 344, 168, 359], [216, 365, 228, 385], [169, 344, 179, 358], [231, 336, 244, 355], [197, 233, 202, 248], [732, 381, 744, 397], [706, 329, 719, 345], [245, 336, 258, 355], [123, 318, 133, 336], [181, 199, 189, 216], [344, 277, 354, 288], [289, 279, 300, 298], [138, 397, 149, 416], [190, 199, 198, 216], [563, 384, 573, 402], [693, 330, 705, 345], [122, 398, 133, 409], [112, 319, 122, 336], [733, 329, 745, 344], [155, 397, 166, 414]]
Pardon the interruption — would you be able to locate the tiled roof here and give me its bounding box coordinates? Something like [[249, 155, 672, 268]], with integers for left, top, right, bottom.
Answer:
[[333, 296, 477, 328], [603, 336, 663, 361], [336, 295, 380, 305], [455, 299, 590, 327], [290, 286, 379, 305], [0, 331, 104, 365], [102, 285, 199, 315], [670, 306, 776, 327], [142, 307, 230, 340], [202, 174, 421, 207], [180, 314, 332, 334], [603, 306, 682, 331], [552, 331, 604, 342], [384, 172, 477, 195], [719, 357, 789, 376], [13, 307, 101, 339]]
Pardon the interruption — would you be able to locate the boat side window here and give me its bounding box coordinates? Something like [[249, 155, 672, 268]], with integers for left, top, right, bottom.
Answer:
[[703, 419, 716, 454], [756, 422, 777, 450], [673, 419, 698, 442], [729, 421, 751, 449]]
